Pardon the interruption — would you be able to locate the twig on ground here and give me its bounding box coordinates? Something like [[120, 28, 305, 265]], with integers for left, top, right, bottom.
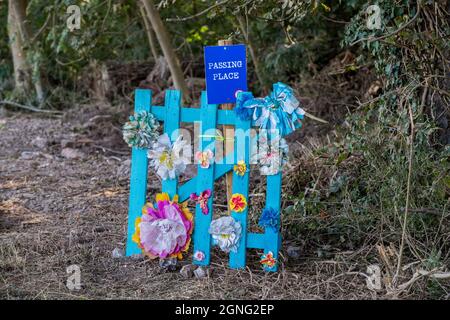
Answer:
[[93, 144, 129, 155], [0, 100, 63, 114], [304, 111, 329, 124]]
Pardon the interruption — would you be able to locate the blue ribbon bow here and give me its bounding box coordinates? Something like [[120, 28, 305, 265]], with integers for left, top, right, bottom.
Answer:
[[235, 82, 305, 136]]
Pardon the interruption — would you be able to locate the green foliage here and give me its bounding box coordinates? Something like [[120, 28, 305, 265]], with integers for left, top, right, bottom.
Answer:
[[31, 0, 149, 86], [340, 0, 449, 213], [284, 1, 449, 296]]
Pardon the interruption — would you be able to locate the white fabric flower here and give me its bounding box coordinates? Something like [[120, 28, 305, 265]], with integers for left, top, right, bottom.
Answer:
[[148, 133, 191, 180], [208, 216, 242, 253], [251, 135, 288, 175]]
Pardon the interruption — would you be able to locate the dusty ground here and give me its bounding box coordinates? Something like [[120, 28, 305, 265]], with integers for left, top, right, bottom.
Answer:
[[0, 109, 381, 300]]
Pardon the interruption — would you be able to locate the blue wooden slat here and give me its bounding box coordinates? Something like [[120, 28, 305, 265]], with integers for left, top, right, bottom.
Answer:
[[150, 106, 164, 120], [178, 178, 197, 203], [126, 89, 151, 256], [193, 91, 217, 266], [217, 109, 236, 125], [150, 106, 301, 130], [162, 90, 181, 198], [146, 106, 237, 126], [247, 233, 265, 249], [229, 116, 251, 269], [214, 164, 233, 180], [181, 107, 200, 123], [263, 173, 282, 272]]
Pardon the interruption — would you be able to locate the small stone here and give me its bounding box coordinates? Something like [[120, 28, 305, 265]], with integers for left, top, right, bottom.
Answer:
[[287, 246, 301, 259], [20, 151, 40, 160], [194, 266, 207, 279], [159, 257, 177, 271], [61, 147, 85, 159], [31, 136, 48, 149], [112, 247, 125, 259], [180, 264, 194, 278], [93, 226, 108, 233], [130, 253, 144, 260]]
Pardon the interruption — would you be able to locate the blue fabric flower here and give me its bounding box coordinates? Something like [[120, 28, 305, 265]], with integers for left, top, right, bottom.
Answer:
[[258, 207, 280, 231], [235, 91, 255, 121], [234, 82, 306, 136]]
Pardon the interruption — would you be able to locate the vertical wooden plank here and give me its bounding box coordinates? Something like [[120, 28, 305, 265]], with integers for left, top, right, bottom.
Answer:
[[218, 39, 235, 210], [162, 90, 181, 198], [229, 116, 251, 269], [126, 89, 152, 256], [263, 173, 282, 271], [193, 91, 217, 266]]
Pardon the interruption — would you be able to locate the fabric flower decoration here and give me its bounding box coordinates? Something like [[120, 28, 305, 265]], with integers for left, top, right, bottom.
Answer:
[[195, 150, 214, 168], [193, 250, 205, 262], [235, 91, 256, 121], [260, 251, 277, 268], [148, 133, 191, 180], [132, 193, 193, 260], [229, 193, 247, 213], [208, 216, 242, 253], [235, 82, 305, 136], [190, 189, 212, 215], [233, 160, 247, 176], [251, 135, 289, 175], [122, 110, 160, 149], [258, 207, 280, 231]]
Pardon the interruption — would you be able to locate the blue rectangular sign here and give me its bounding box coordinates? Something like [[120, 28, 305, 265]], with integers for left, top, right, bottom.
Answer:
[[204, 44, 247, 104]]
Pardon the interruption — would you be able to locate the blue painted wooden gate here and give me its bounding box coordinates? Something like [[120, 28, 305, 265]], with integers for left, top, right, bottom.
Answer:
[[125, 89, 283, 271]]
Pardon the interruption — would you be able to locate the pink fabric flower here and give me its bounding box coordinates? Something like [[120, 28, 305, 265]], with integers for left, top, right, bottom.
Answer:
[[134, 193, 193, 259], [195, 150, 214, 168], [193, 250, 205, 262], [190, 189, 212, 215]]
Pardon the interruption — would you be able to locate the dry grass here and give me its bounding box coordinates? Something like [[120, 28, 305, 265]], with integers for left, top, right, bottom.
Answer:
[[0, 109, 444, 300]]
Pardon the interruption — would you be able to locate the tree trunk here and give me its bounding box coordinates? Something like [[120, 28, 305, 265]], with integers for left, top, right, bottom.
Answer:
[[140, 0, 191, 103], [8, 0, 31, 94], [139, 4, 159, 60], [236, 14, 267, 93], [8, 0, 45, 102]]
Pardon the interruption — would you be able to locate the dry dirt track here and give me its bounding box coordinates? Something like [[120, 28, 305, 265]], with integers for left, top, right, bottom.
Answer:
[[0, 111, 373, 300]]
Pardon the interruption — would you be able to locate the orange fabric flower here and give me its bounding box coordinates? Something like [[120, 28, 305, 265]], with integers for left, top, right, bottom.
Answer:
[[229, 193, 247, 212], [260, 251, 276, 268]]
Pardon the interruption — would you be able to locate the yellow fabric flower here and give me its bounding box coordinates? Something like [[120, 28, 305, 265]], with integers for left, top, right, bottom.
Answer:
[[233, 160, 247, 176], [229, 193, 247, 212]]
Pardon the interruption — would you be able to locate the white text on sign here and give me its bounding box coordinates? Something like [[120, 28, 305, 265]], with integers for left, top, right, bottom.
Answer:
[[208, 60, 243, 81]]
